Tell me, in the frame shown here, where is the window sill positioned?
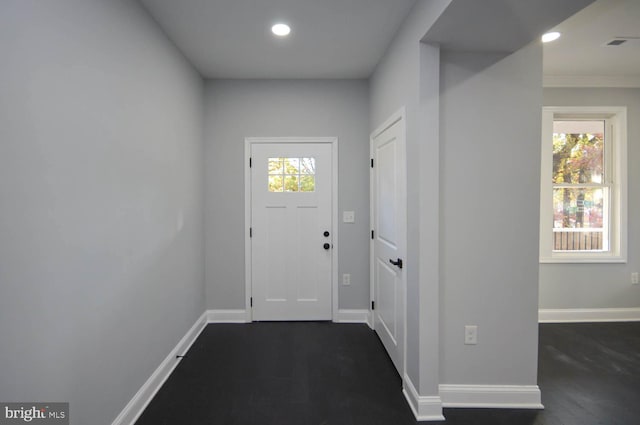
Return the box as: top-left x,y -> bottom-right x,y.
540,255 -> 627,264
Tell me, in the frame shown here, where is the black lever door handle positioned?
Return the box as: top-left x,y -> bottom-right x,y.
389,258 -> 403,269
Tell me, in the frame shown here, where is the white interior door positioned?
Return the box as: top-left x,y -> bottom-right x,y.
251,142 -> 333,321
371,112 -> 406,374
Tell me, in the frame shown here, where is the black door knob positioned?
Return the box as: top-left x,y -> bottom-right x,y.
323,231 -> 330,237
389,258 -> 403,269
323,243 -> 331,250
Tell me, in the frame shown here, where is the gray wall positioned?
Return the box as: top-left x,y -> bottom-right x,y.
371,0 -> 544,391
439,43 -> 542,385
370,0 -> 594,397
370,0 -> 452,395
540,88 -> 640,309
0,1 -> 205,424
204,79 -> 370,310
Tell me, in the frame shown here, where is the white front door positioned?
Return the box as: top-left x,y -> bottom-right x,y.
250,141 -> 333,321
371,111 -> 406,374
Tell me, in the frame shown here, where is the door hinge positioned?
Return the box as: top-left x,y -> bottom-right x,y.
371,300 -> 375,310
250,297 -> 253,307
249,157 -> 252,168
250,227 -> 252,238
371,230 -> 374,240
371,158 -> 374,168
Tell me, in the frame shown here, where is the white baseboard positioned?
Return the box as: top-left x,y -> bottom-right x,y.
402,374 -> 444,421
207,309 -> 250,323
335,309 -> 372,328
207,309 -> 377,325
539,307 -> 640,323
111,311 -> 208,425
439,384 -> 543,409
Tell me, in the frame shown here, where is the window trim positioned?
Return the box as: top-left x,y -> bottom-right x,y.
540,106 -> 627,263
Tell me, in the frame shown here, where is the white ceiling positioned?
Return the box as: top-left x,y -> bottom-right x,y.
139,0 -> 417,79
141,0 -> 629,83
544,0 -> 640,83
424,0 -> 594,53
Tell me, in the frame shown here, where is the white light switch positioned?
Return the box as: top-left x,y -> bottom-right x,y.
464,325 -> 478,345
343,211 -> 355,223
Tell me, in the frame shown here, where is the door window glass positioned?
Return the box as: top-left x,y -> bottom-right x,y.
268,157 -> 315,192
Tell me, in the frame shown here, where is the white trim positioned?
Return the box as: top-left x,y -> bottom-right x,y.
331,140 -> 339,323
207,309 -> 251,323
539,307 -> 640,323
402,374 -> 444,421
544,74 -> 640,88
335,309 -> 373,327
439,384 -> 543,409
111,312 -> 208,425
369,119 -> 375,333
244,140 -> 253,321
244,137 -> 339,323
540,255 -> 627,264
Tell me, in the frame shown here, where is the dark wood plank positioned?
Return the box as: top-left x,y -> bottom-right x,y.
135,322 -> 640,425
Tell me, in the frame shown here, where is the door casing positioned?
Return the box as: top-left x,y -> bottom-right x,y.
245,137 -> 339,322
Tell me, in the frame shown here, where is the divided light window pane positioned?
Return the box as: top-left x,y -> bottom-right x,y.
268,157 -> 316,192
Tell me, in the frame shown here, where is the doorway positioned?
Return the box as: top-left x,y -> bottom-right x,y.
246,138 -> 338,321
370,109 -> 407,374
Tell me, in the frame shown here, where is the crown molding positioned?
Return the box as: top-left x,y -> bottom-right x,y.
544,74 -> 640,88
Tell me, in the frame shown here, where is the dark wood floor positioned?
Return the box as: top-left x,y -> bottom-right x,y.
135,322 -> 640,425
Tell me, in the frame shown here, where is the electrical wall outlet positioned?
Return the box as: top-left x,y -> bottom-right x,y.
342,273 -> 351,286
464,325 -> 478,345
632,272 -> 639,285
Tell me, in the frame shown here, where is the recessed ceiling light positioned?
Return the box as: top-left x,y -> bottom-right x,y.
271,23 -> 291,37
541,32 -> 561,43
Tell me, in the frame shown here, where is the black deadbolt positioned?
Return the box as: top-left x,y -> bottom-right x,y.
323,243 -> 331,250
323,231 -> 330,237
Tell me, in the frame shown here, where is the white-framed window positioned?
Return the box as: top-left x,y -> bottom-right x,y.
540,106 -> 627,263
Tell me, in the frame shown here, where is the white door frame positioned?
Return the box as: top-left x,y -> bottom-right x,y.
245,137 -> 339,322
369,107 -> 407,378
